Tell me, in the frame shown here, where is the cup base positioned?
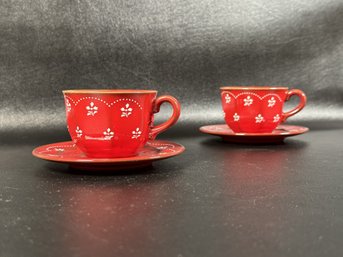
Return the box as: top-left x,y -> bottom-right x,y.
75,141 -> 142,159
226,122 -> 277,134
83,151 -> 138,159
230,128 -> 275,134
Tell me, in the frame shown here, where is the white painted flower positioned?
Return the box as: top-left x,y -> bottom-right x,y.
225,94 -> 231,103
243,96 -> 253,106
132,128 -> 142,139
233,113 -> 240,121
86,102 -> 98,116
103,128 -> 114,140
55,148 -> 64,152
273,114 -> 280,123
255,114 -> 264,123
75,126 -> 82,137
65,99 -> 71,112
268,97 -> 276,107
121,103 -> 133,117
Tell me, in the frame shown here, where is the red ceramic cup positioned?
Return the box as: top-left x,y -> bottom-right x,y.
63,89 -> 181,158
221,86 -> 306,133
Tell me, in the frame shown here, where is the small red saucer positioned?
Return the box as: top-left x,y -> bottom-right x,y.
199,124 -> 309,144
32,140 -> 185,171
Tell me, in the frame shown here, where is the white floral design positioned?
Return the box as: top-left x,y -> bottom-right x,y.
75,126 -> 82,137
273,114 -> 280,123
86,102 -> 98,116
233,113 -> 240,121
65,99 -> 71,112
225,94 -> 231,103
121,103 -> 133,117
132,128 -> 142,139
243,96 -> 253,106
103,128 -> 114,140
55,148 -> 64,152
255,114 -> 264,123
268,97 -> 276,107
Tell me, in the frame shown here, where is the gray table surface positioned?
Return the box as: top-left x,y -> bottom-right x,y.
1,122 -> 343,257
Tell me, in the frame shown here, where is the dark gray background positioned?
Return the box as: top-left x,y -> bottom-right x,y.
1,1 -> 343,257
1,0 -> 343,133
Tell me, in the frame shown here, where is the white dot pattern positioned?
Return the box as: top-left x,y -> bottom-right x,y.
224,92 -> 283,102
46,145 -> 75,151
109,98 -> 143,110
146,142 -> 176,153
39,142 -> 177,156
65,97 -> 143,110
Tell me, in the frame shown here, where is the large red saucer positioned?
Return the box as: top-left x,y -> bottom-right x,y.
32,140 -> 185,171
199,124 -> 309,144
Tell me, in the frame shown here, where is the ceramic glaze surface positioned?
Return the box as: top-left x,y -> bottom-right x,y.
32,140 -> 185,171
63,90 -> 180,158
221,87 -> 306,133
200,124 -> 309,144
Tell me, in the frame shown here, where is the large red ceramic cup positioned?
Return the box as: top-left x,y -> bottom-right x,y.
221,86 -> 306,133
63,89 -> 181,158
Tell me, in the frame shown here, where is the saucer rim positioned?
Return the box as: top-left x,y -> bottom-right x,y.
32,140 -> 185,164
199,124 -> 309,137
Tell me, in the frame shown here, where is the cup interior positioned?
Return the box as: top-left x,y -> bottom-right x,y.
63,89 -> 157,94
220,86 -> 288,91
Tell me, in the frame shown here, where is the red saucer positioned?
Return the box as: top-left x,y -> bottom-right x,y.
32,140 -> 185,171
199,124 -> 309,144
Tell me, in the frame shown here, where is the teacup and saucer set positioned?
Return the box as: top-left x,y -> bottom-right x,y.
33,86 -> 309,171
200,86 -> 309,143
32,90 -> 185,171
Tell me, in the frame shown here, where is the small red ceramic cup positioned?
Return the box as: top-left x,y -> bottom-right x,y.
63,89 -> 181,158
221,86 -> 306,133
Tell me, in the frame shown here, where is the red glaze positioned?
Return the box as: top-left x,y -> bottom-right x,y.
32,140 -> 185,171
200,124 -> 309,144
63,90 -> 181,158
220,86 -> 306,133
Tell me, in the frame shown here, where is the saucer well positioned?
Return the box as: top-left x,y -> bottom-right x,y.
32,140 -> 185,171
199,124 -> 309,144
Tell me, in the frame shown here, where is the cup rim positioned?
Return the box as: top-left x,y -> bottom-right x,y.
220,86 -> 288,90
63,89 -> 157,94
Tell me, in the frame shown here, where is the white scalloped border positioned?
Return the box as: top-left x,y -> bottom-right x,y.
64,96 -> 143,110
225,92 -> 283,102
46,145 -> 76,152
39,142 -> 177,156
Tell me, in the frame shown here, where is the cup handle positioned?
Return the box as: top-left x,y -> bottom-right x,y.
281,89 -> 307,122
149,95 -> 181,139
